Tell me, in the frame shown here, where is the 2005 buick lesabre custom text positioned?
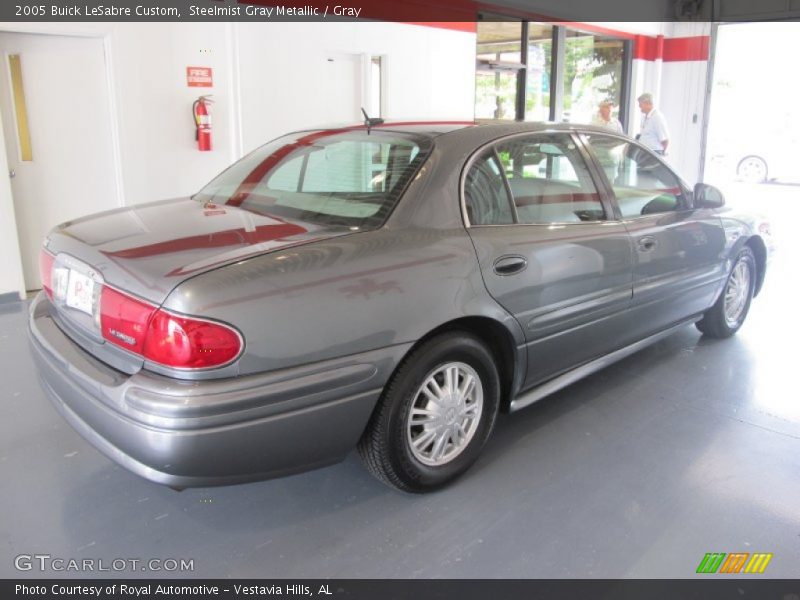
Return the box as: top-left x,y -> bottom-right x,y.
29,122 -> 772,492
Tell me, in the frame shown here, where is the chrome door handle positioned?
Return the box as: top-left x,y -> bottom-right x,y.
637,236 -> 657,252
493,255 -> 528,276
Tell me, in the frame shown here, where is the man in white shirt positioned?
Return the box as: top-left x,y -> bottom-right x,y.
592,100 -> 624,135
637,92 -> 670,155
590,101 -> 625,182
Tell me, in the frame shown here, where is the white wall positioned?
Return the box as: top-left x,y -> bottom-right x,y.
236,22 -> 476,153
657,22 -> 712,183
660,57 -> 708,183
108,20 -> 476,197
109,22 -> 237,204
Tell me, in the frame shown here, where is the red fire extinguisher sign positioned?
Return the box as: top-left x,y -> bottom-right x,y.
187,66 -> 213,87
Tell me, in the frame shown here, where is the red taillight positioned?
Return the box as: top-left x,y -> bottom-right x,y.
143,310 -> 242,369
99,285 -> 241,369
100,286 -> 155,354
39,249 -> 55,300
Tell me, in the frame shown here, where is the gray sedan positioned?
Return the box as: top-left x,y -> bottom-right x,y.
29,121 -> 772,492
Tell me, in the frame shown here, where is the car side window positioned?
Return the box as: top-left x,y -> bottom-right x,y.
464,152 -> 515,226
495,134 -> 606,224
586,134 -> 688,218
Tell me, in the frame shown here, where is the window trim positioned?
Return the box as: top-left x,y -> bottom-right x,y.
492,147 -> 520,223
461,148 -> 518,227
460,129 -> 612,228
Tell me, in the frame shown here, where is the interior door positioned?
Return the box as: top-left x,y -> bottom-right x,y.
464,132 -> 635,388
0,33 -> 118,290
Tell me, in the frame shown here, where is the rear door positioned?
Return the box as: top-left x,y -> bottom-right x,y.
464,131 -> 634,389
582,133 -> 727,336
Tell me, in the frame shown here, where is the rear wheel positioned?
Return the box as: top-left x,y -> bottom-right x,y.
696,246 -> 756,338
358,332 -> 500,492
737,155 -> 768,183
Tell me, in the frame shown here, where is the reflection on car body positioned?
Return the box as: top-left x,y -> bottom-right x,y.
29,121 -> 773,492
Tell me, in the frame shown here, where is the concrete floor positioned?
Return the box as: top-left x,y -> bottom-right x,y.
1,182 -> 798,579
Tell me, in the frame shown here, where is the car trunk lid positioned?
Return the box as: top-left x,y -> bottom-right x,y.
41,197 -> 351,373
45,197 -> 350,303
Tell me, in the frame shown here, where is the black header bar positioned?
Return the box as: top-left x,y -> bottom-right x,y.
2,0 -> 797,23
4,579 -> 800,600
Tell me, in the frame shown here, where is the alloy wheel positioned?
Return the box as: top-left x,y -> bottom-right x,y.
724,260 -> 751,327
406,362 -> 484,467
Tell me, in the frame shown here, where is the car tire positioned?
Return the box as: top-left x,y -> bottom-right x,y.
736,155 -> 768,183
357,331 -> 501,493
696,246 -> 756,338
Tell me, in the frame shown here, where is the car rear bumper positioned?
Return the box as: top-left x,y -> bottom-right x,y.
28,293 -> 409,487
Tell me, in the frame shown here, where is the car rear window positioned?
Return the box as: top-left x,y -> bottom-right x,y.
194,130 -> 432,229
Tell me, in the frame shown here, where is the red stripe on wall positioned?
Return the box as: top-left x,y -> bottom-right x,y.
634,35 -> 709,62
663,36 -> 710,62
633,34 -> 663,61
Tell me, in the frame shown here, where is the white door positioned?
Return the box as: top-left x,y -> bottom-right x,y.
325,53 -> 362,124
0,32 -> 118,291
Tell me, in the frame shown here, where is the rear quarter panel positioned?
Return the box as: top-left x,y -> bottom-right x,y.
162,227 -> 524,378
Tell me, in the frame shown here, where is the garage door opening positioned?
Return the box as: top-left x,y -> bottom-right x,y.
704,23 -> 800,187
703,21 -> 800,363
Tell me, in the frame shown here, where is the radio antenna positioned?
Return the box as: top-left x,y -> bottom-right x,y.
361,108 -> 384,134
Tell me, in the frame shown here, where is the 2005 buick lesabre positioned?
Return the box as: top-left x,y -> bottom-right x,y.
29,121 -> 772,492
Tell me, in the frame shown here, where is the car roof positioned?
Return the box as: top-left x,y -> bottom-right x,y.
289,120 -> 475,138
290,120 -> 627,142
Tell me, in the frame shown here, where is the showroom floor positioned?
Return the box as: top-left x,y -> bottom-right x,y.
1,183 -> 798,579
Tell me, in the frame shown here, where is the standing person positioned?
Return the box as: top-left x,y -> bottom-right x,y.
592,100 -> 624,134
637,92 -> 670,155
591,100 -> 624,183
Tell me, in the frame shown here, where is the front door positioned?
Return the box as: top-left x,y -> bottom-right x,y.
583,133 -> 727,335
464,131 -> 635,388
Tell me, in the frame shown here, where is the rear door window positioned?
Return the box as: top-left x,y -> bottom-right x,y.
495,133 -> 606,224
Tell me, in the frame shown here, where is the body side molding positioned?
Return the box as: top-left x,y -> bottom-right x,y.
510,316 -> 702,412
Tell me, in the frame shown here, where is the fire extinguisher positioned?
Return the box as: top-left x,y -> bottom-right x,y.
193,95 -> 213,151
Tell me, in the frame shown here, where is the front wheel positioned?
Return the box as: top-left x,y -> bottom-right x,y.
358,332 -> 500,492
696,246 -> 756,338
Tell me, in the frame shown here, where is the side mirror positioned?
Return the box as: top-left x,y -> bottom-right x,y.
693,183 -> 725,209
